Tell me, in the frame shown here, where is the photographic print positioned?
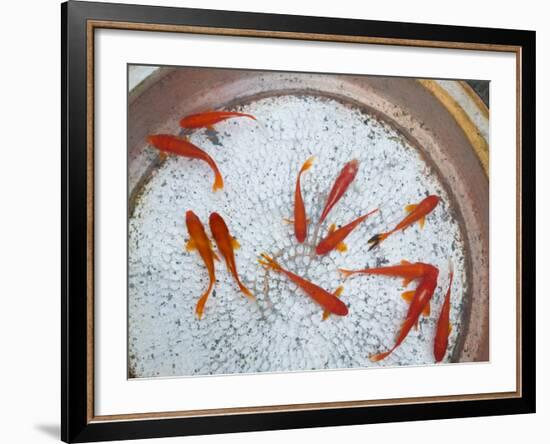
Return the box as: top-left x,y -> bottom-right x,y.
127,65 -> 489,379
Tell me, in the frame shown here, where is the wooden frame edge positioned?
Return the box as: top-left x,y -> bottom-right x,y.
85,18 -> 522,423
62,3 -> 534,441
88,19 -> 521,53
91,391 -> 520,423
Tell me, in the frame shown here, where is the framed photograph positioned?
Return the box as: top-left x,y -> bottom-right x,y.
62,1 -> 535,442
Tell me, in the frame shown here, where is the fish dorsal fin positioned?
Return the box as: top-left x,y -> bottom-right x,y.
448,323 -> 453,334
336,242 -> 348,253
418,216 -> 426,230
400,259 -> 411,265
185,239 -> 196,252
422,302 -> 431,317
328,223 -> 337,234
231,237 -> 241,250
414,320 -> 419,330
401,290 -> 415,303
405,204 -> 417,213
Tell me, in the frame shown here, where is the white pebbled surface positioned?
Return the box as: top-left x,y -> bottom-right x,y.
128,94 -> 468,378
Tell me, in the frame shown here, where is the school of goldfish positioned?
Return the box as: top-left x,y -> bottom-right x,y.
146,109 -> 457,364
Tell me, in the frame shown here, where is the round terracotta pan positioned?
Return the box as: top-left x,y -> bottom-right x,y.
128,67 -> 489,363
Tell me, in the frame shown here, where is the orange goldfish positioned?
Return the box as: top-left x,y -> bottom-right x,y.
370,265 -> 439,362
179,111 -> 256,130
293,156 -> 315,243
339,260 -> 434,288
209,212 -> 255,300
315,209 -> 378,255
368,195 -> 440,250
318,159 -> 359,225
185,210 -> 219,319
147,134 -> 224,192
258,254 -> 348,316
434,265 -> 454,362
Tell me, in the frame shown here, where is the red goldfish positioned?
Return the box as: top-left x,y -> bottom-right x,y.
185,211 -> 219,320
434,265 -> 454,362
147,134 -> 224,192
258,253 -> 348,316
368,195 -> 440,250
315,209 -> 378,255
209,212 -> 255,300
179,110 -> 256,130
370,265 -> 439,362
318,159 -> 359,225
293,156 -> 315,243
340,260 -> 434,288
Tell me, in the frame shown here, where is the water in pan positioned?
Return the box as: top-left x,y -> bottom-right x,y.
128,94 -> 468,378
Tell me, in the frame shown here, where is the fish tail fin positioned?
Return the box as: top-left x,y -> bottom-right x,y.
363,208 -> 380,220
258,253 -> 282,272
338,269 -> 355,280
299,156 -> 315,174
195,293 -> 208,320
195,298 -> 205,320
233,112 -> 257,121
367,232 -> 389,251
212,170 -> 224,192
238,282 -> 256,301
369,349 -> 394,362
195,280 -> 214,320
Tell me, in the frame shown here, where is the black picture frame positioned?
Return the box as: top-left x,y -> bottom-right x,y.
62,1 -> 536,442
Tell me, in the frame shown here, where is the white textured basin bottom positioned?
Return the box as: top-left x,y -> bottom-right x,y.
128,94 -> 468,378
